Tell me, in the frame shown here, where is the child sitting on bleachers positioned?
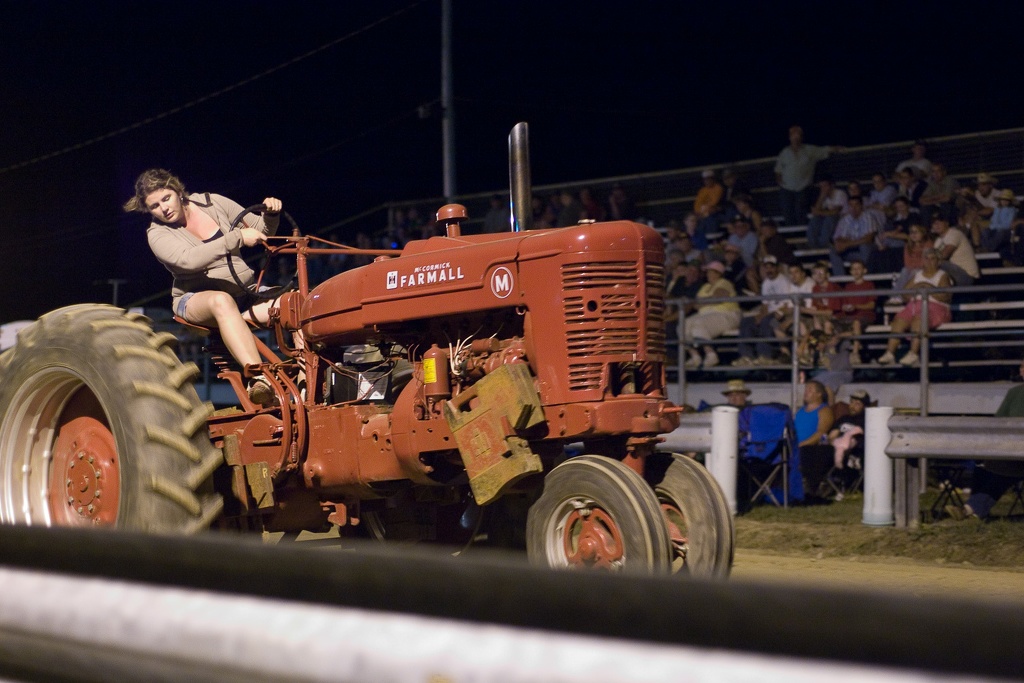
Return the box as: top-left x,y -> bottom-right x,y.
836,260 -> 877,365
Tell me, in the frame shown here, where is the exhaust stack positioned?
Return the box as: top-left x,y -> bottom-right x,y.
508,122 -> 532,232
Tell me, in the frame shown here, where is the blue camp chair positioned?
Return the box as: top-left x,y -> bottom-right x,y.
738,402 -> 803,507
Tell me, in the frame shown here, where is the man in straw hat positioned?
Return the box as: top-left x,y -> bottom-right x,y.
977,188 -> 1018,254
957,172 -> 999,222
722,379 -> 752,408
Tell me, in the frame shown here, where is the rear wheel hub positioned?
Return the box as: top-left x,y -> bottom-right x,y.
49,416 -> 119,525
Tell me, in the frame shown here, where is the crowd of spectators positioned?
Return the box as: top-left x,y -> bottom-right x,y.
660,127 -> 1024,370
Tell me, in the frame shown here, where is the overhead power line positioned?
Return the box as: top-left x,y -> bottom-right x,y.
0,0 -> 426,176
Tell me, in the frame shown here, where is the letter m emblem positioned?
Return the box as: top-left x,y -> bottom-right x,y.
490,266 -> 514,299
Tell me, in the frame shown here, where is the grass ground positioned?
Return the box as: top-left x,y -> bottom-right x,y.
735,489 -> 1024,569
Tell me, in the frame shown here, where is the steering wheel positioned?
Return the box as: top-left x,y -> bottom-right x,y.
226,203 -> 300,301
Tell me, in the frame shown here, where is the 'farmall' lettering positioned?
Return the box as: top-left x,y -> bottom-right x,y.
385,264 -> 465,290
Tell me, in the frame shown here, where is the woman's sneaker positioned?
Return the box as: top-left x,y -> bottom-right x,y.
899,351 -> 919,366
877,351 -> 897,365
247,375 -> 275,406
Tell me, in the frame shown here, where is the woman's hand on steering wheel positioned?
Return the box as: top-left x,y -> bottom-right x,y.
262,197 -> 283,215
239,227 -> 268,248
227,201 -> 298,300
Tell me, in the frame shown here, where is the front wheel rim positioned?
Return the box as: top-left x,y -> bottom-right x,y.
552,499 -> 626,570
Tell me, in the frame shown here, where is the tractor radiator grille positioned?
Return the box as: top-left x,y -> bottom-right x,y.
562,260 -> 666,391
645,262 -> 666,352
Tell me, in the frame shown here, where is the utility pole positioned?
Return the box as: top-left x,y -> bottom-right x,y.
441,0 -> 456,201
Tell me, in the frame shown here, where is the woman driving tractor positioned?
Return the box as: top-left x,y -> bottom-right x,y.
123,168 -> 282,405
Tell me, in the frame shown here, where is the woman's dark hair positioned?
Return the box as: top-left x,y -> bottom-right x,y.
123,168 -> 187,213
806,380 -> 828,403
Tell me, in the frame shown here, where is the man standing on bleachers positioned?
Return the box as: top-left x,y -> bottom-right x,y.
918,162 -> 960,224
774,126 -> 840,227
895,140 -> 932,180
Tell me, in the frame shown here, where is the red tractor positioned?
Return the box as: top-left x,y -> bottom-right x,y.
0,125 -> 732,577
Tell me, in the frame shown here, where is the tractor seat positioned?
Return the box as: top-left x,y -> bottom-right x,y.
173,316 -> 263,335
174,316 -> 213,335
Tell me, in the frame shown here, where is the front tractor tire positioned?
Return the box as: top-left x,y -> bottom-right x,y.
526,455 -> 671,574
0,305 -> 223,533
648,452 -> 734,578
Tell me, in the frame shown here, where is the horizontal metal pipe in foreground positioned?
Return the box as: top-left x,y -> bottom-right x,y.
2,565 -> 976,683
887,415 -> 1024,460
0,526 -> 1021,681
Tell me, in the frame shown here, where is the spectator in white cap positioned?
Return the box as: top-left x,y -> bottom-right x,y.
681,260 -> 740,370
828,389 -> 869,471
732,255 -> 793,366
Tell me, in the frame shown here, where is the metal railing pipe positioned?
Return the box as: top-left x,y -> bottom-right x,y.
885,414 -> 1024,528
657,411 -> 713,453
886,415 -> 1024,460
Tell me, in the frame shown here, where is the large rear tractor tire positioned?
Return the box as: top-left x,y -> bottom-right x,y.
648,453 -> 734,579
0,305 -> 224,533
526,455 -> 671,574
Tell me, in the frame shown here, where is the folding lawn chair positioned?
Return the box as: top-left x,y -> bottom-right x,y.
738,402 -> 802,508
823,452 -> 864,501
930,460 -> 972,520
1007,480 -> 1024,516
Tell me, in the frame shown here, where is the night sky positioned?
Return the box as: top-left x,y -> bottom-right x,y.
2,1 -> 1022,320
